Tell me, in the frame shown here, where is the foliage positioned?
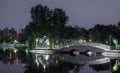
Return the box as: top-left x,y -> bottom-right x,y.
25,4 -> 68,39
89,28 -> 101,43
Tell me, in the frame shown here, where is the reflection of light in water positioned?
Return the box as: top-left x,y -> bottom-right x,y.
42,55 -> 49,70
87,51 -> 96,57
35,54 -> 49,70
35,54 -> 39,66
56,60 -> 58,64
113,60 -> 120,71
10,51 -> 12,60
43,64 -> 46,69
16,56 -> 21,64
43,55 -> 49,60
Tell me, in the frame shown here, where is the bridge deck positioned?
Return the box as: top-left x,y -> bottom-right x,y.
0,44 -> 28,49
30,49 -> 55,54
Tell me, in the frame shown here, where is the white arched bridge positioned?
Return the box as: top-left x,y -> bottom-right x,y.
0,44 -> 28,49
32,40 -> 120,58
31,41 -> 120,65
35,40 -> 116,51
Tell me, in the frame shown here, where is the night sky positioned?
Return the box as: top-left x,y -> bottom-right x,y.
0,0 -> 120,29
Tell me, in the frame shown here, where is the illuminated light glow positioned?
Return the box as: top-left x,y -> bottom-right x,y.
89,39 -> 92,42
113,60 -> 120,71
113,39 -> 118,44
36,38 -> 39,42
25,49 -> 29,53
83,40 -> 86,42
43,36 -> 46,38
87,51 -> 96,57
46,39 -> 49,46
113,64 -> 118,71
113,39 -> 119,49
14,49 -> 18,53
13,40 -> 19,44
79,39 -> 83,42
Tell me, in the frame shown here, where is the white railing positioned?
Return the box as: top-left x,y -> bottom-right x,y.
35,40 -> 113,51
59,41 -> 112,51
0,44 -> 29,49
77,42 -> 111,51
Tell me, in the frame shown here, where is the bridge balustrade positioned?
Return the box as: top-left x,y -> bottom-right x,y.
56,41 -> 112,51
0,44 -> 29,49
35,39 -> 113,50
78,42 -> 111,51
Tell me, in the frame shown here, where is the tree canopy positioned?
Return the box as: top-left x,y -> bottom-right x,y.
25,4 -> 68,39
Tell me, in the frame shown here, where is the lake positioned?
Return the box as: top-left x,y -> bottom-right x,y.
0,49 -> 119,73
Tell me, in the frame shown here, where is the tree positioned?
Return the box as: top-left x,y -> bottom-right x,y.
25,4 -> 68,49
89,28 -> 101,43
17,32 -> 28,43
25,4 -> 50,37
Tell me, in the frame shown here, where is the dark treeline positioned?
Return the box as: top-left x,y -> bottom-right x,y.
0,4 -> 120,48
0,27 -> 28,43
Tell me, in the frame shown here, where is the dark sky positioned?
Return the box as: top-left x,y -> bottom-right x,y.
0,0 -> 120,29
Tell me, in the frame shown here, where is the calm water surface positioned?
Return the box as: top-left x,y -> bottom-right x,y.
0,49 -> 119,73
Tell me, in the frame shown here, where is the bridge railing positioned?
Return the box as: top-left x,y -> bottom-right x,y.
77,42 -> 112,51
0,44 -> 29,49
60,41 -> 112,51
35,39 -> 113,50
80,42 -> 111,51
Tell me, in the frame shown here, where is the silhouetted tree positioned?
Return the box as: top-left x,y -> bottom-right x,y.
25,4 -> 68,49
89,28 -> 101,43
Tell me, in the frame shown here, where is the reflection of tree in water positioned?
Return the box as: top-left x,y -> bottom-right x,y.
73,65 -> 82,73
0,49 -> 29,64
89,63 -> 110,72
17,50 -> 28,63
25,54 -> 83,73
0,49 -> 10,64
25,63 -> 44,73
